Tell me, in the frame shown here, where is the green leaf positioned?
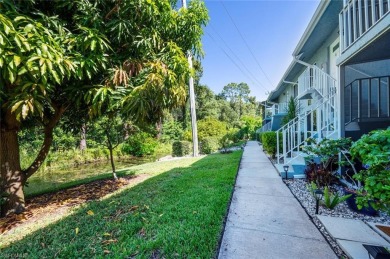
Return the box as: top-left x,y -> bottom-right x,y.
51,70 -> 61,84
91,40 -> 96,51
14,55 -> 21,67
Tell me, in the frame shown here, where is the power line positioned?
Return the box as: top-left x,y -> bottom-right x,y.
205,31 -> 270,94
208,23 -> 267,91
220,0 -> 274,89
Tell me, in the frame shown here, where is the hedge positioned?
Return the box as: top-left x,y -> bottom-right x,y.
200,137 -> 220,154
261,131 -> 282,158
172,141 -> 192,157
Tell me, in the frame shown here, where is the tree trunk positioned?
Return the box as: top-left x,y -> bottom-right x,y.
0,127 -> 25,217
0,109 -> 25,216
1,105 -> 64,217
79,124 -> 87,150
106,131 -> 118,180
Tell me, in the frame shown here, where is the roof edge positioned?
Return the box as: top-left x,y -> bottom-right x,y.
266,60 -> 296,102
292,0 -> 331,57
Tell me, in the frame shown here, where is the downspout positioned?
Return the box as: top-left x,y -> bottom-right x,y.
293,56 -> 312,68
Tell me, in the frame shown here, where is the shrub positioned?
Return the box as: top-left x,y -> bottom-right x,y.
197,118 -> 227,140
122,132 -> 158,157
172,141 -> 192,157
161,120 -> 184,142
261,131 -> 280,158
257,132 -> 263,143
304,162 -> 338,187
351,129 -> 390,212
200,137 -> 220,154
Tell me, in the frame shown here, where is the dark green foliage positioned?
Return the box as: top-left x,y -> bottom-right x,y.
307,182 -> 351,210
261,131 -> 280,158
351,129 -> 390,212
282,96 -> 297,125
172,141 -> 192,157
257,132 -> 263,143
200,137 -> 219,154
304,162 -> 338,187
161,120 -> 184,143
322,186 -> 352,210
302,137 -> 357,187
122,132 -> 158,157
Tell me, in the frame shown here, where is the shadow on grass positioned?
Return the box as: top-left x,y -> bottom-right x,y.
1,151 -> 242,258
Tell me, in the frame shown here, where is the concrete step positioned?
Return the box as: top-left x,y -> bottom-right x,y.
275,164 -> 306,179
317,216 -> 390,259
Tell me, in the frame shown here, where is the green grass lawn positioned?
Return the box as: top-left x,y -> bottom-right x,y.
1,151 -> 242,258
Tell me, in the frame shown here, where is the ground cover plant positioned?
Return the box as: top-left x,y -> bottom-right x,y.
1,151 -> 242,258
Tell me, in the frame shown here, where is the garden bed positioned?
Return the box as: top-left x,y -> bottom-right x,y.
284,179 -> 390,257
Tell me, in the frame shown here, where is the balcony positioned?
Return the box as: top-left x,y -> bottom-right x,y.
267,102 -> 288,116
297,66 -> 336,99
339,0 -> 390,52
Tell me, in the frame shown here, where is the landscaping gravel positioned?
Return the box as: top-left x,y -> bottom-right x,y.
284,179 -> 390,258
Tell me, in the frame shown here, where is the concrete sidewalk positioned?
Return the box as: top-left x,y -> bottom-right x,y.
218,141 -> 336,259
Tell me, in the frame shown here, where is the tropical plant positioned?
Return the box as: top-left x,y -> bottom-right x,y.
302,137 -> 359,187
350,129 -> 390,212
322,186 -> 351,210
0,0 -> 209,216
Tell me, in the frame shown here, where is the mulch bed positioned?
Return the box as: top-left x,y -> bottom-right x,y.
0,174 -> 149,235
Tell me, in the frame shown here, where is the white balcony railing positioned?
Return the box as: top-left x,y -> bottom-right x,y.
271,102 -> 288,115
339,0 -> 390,52
297,66 -> 337,98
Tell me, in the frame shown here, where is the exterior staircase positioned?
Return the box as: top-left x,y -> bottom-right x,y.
275,65 -> 338,178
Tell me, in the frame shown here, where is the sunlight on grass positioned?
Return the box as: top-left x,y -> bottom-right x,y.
1,151 -> 242,258
0,155 -> 206,248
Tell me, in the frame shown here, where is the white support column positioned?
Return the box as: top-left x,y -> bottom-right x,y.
343,10 -> 348,49
340,13 -> 344,51
353,0 -> 357,41
277,131 -> 280,163
379,0 -> 384,16
358,0 -> 363,36
348,5 -> 352,46
372,0 -> 377,23
282,130 -> 287,163
365,0 -> 370,30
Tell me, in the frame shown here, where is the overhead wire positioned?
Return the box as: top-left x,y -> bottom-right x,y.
208,23 -> 267,91
219,0 -> 274,90
205,31 -> 271,94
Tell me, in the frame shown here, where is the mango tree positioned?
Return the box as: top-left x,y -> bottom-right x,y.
0,0 -> 208,216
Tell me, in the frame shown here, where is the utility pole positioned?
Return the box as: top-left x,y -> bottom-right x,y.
182,0 -> 199,157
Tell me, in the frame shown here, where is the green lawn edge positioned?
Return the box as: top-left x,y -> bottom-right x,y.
1,151 -> 243,258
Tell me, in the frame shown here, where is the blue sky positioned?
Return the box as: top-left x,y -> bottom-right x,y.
199,0 -> 320,101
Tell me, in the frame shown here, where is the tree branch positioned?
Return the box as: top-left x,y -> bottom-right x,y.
24,105 -> 66,179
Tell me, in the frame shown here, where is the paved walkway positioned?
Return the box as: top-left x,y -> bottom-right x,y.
218,141 -> 336,259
